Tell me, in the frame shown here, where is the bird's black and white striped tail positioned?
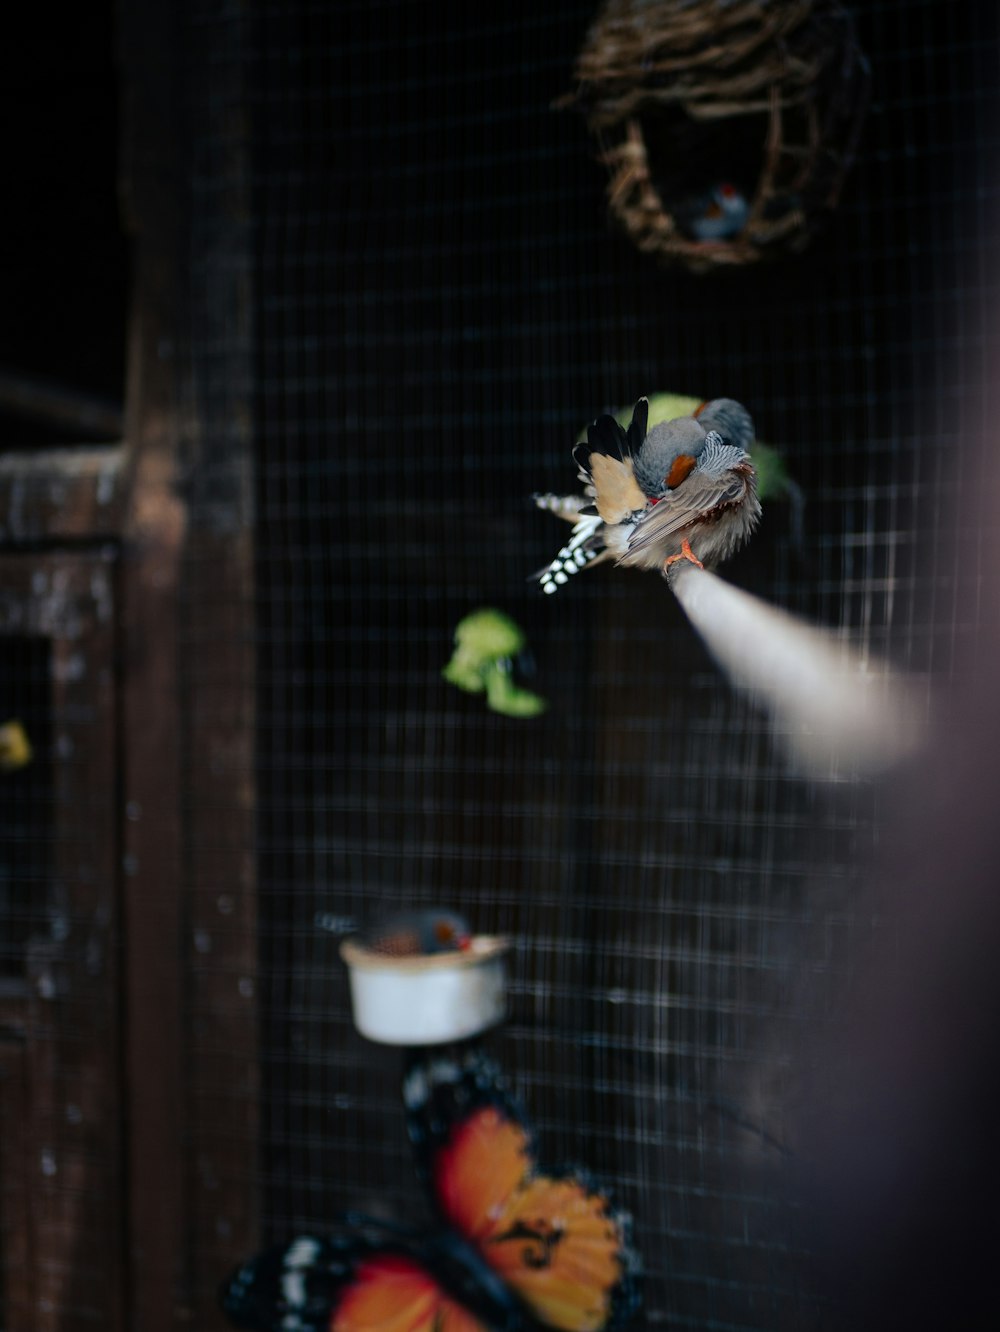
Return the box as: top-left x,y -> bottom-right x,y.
535,513 -> 604,595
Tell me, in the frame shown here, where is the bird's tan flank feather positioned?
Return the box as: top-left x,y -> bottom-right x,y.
589,453 -> 647,525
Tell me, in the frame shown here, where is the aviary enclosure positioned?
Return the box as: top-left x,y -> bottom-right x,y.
0,2 -> 998,1329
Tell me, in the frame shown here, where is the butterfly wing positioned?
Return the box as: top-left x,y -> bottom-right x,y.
436,1110 -> 632,1332
332,1252 -> 491,1332
221,1234 -> 494,1332
404,1048 -> 640,1332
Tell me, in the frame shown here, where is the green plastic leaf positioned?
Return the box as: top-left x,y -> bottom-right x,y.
483,666 -> 547,718
443,608 -> 547,717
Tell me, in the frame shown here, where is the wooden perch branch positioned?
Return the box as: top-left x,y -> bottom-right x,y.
670,562 -> 927,777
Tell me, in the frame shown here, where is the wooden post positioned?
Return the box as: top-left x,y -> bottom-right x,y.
118,0 -> 258,1324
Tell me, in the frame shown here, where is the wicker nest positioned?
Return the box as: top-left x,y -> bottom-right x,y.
562,0 -> 870,272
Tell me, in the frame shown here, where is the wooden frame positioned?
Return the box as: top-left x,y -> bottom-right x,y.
0,0 -> 259,1325
0,550 -> 123,1332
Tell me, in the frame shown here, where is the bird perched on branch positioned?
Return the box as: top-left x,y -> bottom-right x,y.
533,397 -> 760,594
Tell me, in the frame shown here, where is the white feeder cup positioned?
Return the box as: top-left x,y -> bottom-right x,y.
340,935 -> 511,1046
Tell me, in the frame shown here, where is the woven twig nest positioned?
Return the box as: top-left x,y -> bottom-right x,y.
562,0 -> 870,272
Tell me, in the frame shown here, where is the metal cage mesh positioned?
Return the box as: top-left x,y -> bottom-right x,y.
179,0 -> 1000,1326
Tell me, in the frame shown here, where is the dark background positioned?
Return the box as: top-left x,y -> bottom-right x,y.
246,2 -> 999,1328
1,1 -> 998,1328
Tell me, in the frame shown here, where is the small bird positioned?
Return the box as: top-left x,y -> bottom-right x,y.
533,397 -> 760,594
362,909 -> 472,958
674,182 -> 750,241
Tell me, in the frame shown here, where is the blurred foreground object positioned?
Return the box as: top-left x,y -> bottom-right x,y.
560,0 -> 869,271
671,562 -> 926,777
223,1045 -> 640,1331
534,396 -> 759,593
789,398 -> 1000,1325
443,608 -> 547,717
0,718 -> 32,770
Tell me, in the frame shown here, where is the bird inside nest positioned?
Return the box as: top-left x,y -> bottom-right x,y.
672,181 -> 750,241
533,396 -> 761,594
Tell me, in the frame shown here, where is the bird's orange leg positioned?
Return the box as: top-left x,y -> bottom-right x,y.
663,539 -> 704,571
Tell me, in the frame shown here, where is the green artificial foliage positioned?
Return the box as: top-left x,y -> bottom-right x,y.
443,609 -> 547,718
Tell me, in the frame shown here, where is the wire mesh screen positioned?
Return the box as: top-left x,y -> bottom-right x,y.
188,0 -> 1000,1326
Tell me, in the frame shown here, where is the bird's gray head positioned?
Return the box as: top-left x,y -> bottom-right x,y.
694,398 -> 755,452
633,417 -> 711,496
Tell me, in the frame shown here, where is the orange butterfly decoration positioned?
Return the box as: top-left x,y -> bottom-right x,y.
222,1046 -> 640,1332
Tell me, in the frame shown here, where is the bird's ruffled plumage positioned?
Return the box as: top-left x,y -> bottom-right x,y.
534,396 -> 760,593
